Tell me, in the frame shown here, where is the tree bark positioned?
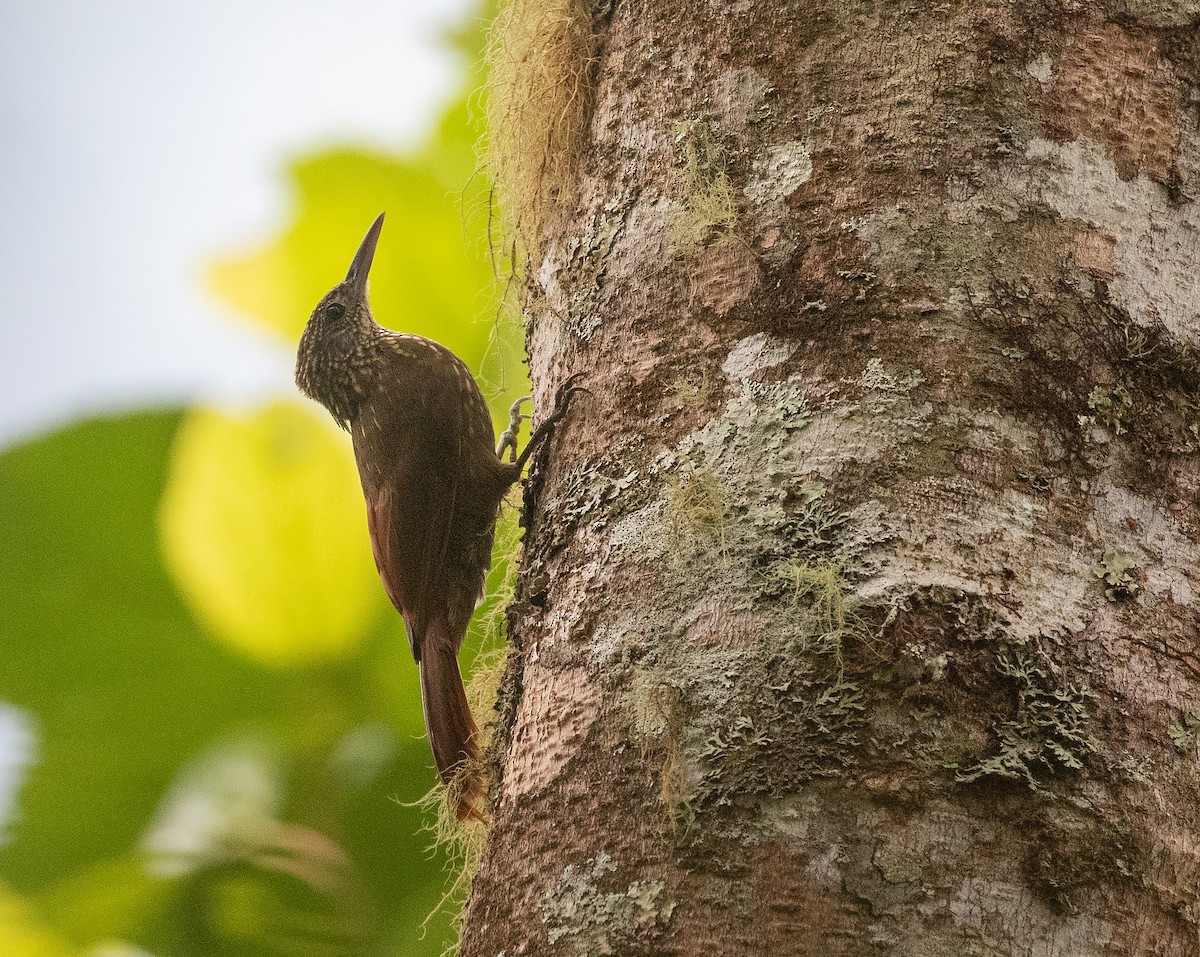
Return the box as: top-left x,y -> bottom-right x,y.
464,2 -> 1200,954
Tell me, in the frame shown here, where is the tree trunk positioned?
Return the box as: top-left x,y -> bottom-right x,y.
463,2 -> 1200,954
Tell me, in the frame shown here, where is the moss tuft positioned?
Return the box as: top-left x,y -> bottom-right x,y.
670,123 -> 739,253
767,560 -> 857,652
411,782 -> 491,951
626,668 -> 688,812
665,467 -> 730,558
483,0 -> 598,258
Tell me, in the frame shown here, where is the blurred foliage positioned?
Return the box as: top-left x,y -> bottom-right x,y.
159,404 -> 381,667
209,7 -> 523,408
0,880 -> 70,957
0,3 -> 521,955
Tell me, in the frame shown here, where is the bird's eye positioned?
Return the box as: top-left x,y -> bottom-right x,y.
324,302 -> 346,321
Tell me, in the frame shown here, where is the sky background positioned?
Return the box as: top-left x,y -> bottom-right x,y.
0,0 -> 474,449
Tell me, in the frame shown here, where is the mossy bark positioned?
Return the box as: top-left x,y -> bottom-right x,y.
462,2 -> 1200,954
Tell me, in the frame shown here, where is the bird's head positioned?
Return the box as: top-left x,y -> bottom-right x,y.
295,212 -> 386,420
307,211 -> 384,338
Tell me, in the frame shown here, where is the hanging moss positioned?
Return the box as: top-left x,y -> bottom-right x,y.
483,0 -> 599,257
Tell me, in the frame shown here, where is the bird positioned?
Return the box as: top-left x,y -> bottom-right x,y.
295,212 -> 580,820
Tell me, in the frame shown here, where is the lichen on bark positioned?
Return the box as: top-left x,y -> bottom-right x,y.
462,2 -> 1200,954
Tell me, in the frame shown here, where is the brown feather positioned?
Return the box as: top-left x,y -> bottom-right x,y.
296,218 -> 575,820
350,337 -> 506,819
419,624 -> 485,820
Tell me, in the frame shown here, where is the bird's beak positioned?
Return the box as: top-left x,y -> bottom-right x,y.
345,212 -> 385,298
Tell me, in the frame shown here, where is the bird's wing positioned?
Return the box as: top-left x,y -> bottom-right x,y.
356,388 -> 462,663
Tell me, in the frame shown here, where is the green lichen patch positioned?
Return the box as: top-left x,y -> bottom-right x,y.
555,202 -> 626,342
668,379 -> 813,477
586,380 -> 903,835
667,369 -> 723,411
861,589 -> 1105,795
950,647 -> 1094,791
672,534 -> 872,815
692,657 -> 865,810
1092,548 -> 1142,602
1167,709 -> 1199,755
646,378 -> 822,574
761,493 -> 851,562
744,139 -> 813,209
748,490 -> 878,658
538,458 -> 644,555
859,357 -> 926,397
636,382 -> 883,816
1084,384 -> 1134,436
541,853 -> 675,955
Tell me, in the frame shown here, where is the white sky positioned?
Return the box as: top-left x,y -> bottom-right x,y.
0,0 -> 475,448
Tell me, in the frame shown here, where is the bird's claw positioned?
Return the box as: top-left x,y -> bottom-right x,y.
556,372 -> 590,405
496,395 -> 532,461
544,373 -> 591,426
500,373 -> 590,473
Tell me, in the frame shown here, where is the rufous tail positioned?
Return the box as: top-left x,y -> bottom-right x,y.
418,630 -> 485,822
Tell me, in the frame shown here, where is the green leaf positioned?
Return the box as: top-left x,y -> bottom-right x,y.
38,856 -> 174,947
0,411 -> 285,894
0,411 -> 458,955
206,150 -> 515,383
0,882 -> 71,957
159,402 -> 384,667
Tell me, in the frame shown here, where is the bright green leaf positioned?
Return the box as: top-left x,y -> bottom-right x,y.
159,402 -> 383,667
0,883 -> 71,957
206,151 -> 512,379
38,856 -> 173,948
0,411 -> 286,892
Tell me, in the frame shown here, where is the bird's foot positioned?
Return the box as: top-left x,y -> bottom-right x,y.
509,373 -> 590,474
496,395 -> 532,462
541,372 -> 590,430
